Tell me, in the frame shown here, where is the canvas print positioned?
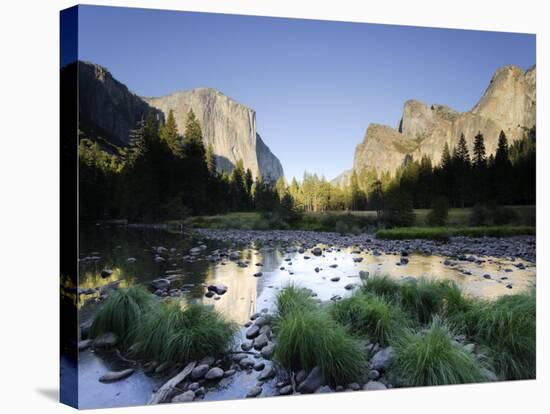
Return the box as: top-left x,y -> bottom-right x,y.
60,5 -> 536,409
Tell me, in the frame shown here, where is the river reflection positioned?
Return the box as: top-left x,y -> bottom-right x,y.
79,226 -> 536,325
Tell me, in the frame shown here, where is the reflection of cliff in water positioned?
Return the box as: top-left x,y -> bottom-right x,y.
201,248 -> 282,324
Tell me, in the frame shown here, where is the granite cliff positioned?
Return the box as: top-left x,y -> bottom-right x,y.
144,88 -> 284,180
77,61 -> 283,180
351,65 -> 536,177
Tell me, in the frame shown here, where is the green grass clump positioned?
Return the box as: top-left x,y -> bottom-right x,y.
394,318 -> 488,387
330,294 -> 406,346
274,310 -> 367,385
463,292 -> 535,380
274,284 -> 317,320
400,279 -> 470,324
90,285 -> 154,345
132,301 -> 236,363
360,275 -> 402,300
376,226 -> 535,241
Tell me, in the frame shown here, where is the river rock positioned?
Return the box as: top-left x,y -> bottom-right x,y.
258,366 -> 276,381
253,362 -> 265,371
368,369 -> 380,380
229,251 -> 240,261
261,343 -> 275,359
330,276 -> 340,282
93,332 -> 118,348
224,369 -> 236,377
246,324 -> 261,339
189,247 -> 202,255
239,358 -> 255,369
151,278 -> 170,290
191,364 -> 210,380
207,284 -> 228,295
246,386 -> 262,398
241,341 -> 253,351
297,366 -> 325,394
172,390 -> 195,403
205,367 -> 224,380
99,368 -> 134,383
370,347 -> 394,371
254,272 -> 263,277
100,269 -> 113,278
363,381 -> 387,391
279,385 -> 293,395
78,339 -> 92,351
253,333 -> 270,350
312,247 -> 323,256
353,257 -> 363,263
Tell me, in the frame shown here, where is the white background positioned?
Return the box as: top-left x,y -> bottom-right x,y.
0,0 -> 547,412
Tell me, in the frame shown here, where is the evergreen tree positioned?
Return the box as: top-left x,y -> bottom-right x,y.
452,134 -> 471,207
493,130 -> 513,204
244,168 -> 254,198
182,109 -> 208,213
159,109 -> 181,156
472,132 -> 488,202
205,143 -> 217,175
472,132 -> 487,168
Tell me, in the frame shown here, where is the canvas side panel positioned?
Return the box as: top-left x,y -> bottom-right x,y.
60,5 -> 79,409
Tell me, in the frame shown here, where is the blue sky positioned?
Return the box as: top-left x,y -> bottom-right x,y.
77,5 -> 535,181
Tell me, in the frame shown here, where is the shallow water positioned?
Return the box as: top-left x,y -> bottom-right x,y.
77,226 -> 536,408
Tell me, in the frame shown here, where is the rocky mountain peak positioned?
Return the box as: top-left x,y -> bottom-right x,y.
76,60 -> 283,181
349,64 -> 536,178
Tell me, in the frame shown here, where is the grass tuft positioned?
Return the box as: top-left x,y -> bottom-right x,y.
274,310 -> 367,385
394,317 -> 488,387
274,284 -> 317,320
330,293 -> 406,346
462,292 -> 536,380
399,279 -> 470,324
90,285 -> 154,345
131,301 -> 236,363
360,275 -> 402,300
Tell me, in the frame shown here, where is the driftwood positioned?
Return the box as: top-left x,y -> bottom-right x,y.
148,361 -> 196,404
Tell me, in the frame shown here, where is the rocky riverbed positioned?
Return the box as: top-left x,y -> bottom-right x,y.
193,228 -> 536,263
77,226 -> 536,408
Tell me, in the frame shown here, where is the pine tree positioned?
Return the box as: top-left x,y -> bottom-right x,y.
244,168 -> 254,198
473,132 -> 486,168
441,142 -> 452,169
472,132 -> 488,202
182,109 -> 208,213
159,109 -> 181,155
453,133 -> 471,165
205,143 -> 216,175
493,130 -> 513,204
451,134 -> 471,208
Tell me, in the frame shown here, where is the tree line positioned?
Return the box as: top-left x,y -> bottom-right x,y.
80,110 -> 535,223
276,127 -> 535,214
79,110 -> 286,222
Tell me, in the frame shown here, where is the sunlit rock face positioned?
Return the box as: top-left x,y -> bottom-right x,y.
145,88 -> 284,181
77,61 -> 283,181
352,65 -> 536,175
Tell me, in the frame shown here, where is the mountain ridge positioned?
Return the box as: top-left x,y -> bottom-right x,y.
77,61 -> 283,181
348,64 -> 536,180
